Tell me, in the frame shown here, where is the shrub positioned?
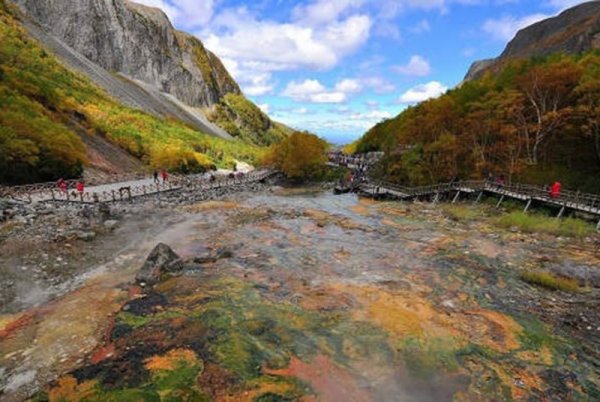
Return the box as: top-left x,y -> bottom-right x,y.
520,270 -> 579,292
441,205 -> 482,221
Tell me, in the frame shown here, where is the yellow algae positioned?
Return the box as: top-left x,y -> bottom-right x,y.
516,346 -> 554,366
349,199 -> 376,216
461,310 -> 523,352
220,378 -> 299,402
180,201 -> 240,213
145,348 -> 199,372
344,285 -> 458,341
303,209 -> 368,231
48,376 -> 98,402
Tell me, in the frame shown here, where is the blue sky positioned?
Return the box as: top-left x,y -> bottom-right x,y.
135,0 -> 590,144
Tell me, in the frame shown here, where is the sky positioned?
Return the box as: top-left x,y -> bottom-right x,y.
134,0 -> 592,144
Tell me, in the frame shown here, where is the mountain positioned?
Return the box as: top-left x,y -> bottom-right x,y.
0,0 -> 281,184
465,1 -> 600,80
354,3 -> 600,191
0,0 -> 288,184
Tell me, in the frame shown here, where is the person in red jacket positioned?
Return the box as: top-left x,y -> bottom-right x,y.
76,180 -> 85,194
57,178 -> 67,194
161,170 -> 169,183
550,181 -> 561,199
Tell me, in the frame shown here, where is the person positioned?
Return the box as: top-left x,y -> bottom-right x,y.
57,178 -> 67,194
161,170 -> 168,183
153,170 -> 159,184
496,175 -> 506,188
550,181 -> 561,199
76,180 -> 84,195
486,172 -> 494,183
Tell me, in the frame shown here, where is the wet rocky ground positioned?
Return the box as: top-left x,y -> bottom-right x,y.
1,187 -> 599,401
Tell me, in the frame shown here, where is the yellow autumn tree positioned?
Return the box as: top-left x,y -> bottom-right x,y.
264,131 -> 328,181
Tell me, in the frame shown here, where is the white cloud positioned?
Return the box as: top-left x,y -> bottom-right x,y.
392,55 -> 432,77
409,19 -> 431,34
334,79 -> 363,93
291,0 -> 366,26
203,11 -> 371,71
281,77 -> 369,104
398,81 -> 448,104
133,0 -> 214,28
257,103 -> 270,114
282,79 -> 347,104
482,13 -> 549,42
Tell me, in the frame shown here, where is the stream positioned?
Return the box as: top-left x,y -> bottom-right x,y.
1,188 -> 599,401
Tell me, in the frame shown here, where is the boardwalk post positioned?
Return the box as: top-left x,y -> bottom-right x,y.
452,191 -> 461,204
557,204 -> 566,219
112,190 -> 116,202
496,195 -> 505,209
51,189 -> 55,201
474,191 -> 483,204
597,218 -> 600,232
523,199 -> 532,213
432,192 -> 440,205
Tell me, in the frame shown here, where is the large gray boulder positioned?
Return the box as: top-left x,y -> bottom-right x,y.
136,243 -> 183,285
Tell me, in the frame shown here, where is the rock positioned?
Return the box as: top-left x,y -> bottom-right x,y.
193,254 -> 218,264
103,220 -> 119,230
76,231 -> 96,241
136,243 -> 183,285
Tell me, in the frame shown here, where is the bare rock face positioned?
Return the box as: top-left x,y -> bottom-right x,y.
136,243 -> 183,285
12,0 -> 240,108
465,1 -> 600,81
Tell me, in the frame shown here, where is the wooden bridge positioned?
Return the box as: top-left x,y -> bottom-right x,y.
356,180 -> 600,230
0,170 -> 278,204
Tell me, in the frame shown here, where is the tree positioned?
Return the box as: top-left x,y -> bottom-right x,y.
576,54 -> 600,164
514,59 -> 583,165
264,131 -> 328,181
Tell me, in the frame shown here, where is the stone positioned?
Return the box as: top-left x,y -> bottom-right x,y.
136,243 -> 183,285
103,220 -> 119,230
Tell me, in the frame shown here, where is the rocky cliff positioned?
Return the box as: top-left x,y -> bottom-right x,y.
465,1 -> 600,80
12,0 -> 240,109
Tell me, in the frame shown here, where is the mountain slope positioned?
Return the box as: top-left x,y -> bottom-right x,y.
10,0 -> 288,145
0,0 -> 262,184
354,2 -> 600,191
12,0 -> 240,108
465,1 -> 600,80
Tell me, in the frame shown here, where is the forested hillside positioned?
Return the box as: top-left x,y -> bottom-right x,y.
0,0 -> 263,184
356,53 -> 600,191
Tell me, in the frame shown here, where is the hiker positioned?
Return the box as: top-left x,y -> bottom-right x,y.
161,170 -> 168,183
550,181 -> 561,199
57,178 -> 67,194
153,170 -> 159,184
76,180 -> 84,195
496,175 -> 506,188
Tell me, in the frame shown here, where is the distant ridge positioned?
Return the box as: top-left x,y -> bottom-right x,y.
465,1 -> 600,80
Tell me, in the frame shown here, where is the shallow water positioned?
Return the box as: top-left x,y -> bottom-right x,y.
1,189 -> 599,401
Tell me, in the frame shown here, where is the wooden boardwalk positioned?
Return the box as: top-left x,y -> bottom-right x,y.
355,180 -> 600,228
1,170 -> 278,204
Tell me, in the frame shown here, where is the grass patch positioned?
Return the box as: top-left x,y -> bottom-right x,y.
441,204 -> 483,221
497,212 -> 595,238
520,270 -> 579,292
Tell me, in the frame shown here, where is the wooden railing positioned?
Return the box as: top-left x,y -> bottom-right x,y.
2,170 -> 278,204
363,179 -> 600,214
